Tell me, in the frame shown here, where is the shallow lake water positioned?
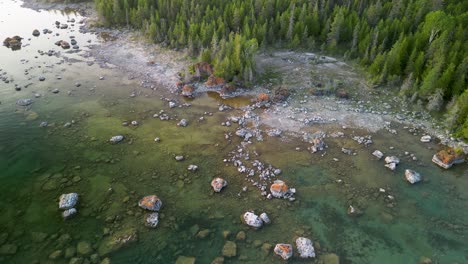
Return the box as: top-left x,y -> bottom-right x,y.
0,1 -> 467,264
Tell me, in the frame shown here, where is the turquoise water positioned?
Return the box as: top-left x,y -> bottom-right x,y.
0,1 -> 467,264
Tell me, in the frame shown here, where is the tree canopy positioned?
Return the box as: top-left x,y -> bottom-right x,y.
95,0 -> 468,139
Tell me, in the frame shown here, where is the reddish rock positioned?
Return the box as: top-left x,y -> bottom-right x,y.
274,244 -> 293,260
270,180 -> 289,198
176,81 -> 184,88
257,93 -> 269,102
181,85 -> 194,97
138,195 -> 162,211
432,148 -> 465,169
205,75 -> 226,87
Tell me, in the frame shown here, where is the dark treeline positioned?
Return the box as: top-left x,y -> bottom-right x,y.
94,0 -> 467,139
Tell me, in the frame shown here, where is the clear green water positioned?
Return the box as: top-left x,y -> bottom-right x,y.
0,1 -> 467,264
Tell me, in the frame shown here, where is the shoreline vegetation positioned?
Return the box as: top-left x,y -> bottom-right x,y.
91,0 -> 467,140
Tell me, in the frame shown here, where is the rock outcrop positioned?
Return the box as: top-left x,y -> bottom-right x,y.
432,148 -> 465,169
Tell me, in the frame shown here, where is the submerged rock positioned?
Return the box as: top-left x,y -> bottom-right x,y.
16,98 -> 33,106
211,177 -> 227,192
98,228 -> 137,256
59,193 -> 78,210
175,256 -> 196,264
274,244 -> 293,260
138,195 -> 162,211
405,169 -> 422,184
242,212 -> 263,228
222,241 -> 237,257
296,237 -> 315,258
109,135 -> 124,143
432,148 -> 465,169
145,212 -> 159,228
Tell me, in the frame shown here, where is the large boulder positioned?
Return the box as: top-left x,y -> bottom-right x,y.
242,212 -> 263,228
59,193 -> 79,210
138,195 -> 162,211
432,148 -> 465,169
274,244 -> 293,260
405,169 -> 422,184
270,180 -> 289,198
32,29 -> 40,36
296,237 -> 315,258
211,178 -> 227,192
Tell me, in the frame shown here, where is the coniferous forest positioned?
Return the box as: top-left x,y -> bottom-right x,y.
94,0 -> 468,139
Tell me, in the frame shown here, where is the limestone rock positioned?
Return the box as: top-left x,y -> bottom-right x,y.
296,237 -> 315,258
109,135 -> 124,143
63,208 -> 77,219
372,150 -> 383,159
59,193 -> 78,210
177,119 -> 188,127
405,169 -> 421,184
259,212 -> 270,224
242,212 -> 263,228
420,135 -> 431,143
145,212 -> 159,228
274,244 -> 293,260
211,178 -> 227,192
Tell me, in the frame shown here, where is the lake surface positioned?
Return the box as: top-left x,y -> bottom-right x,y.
0,1 -> 467,263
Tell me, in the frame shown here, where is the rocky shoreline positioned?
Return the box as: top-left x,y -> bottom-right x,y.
3,1 -> 465,263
